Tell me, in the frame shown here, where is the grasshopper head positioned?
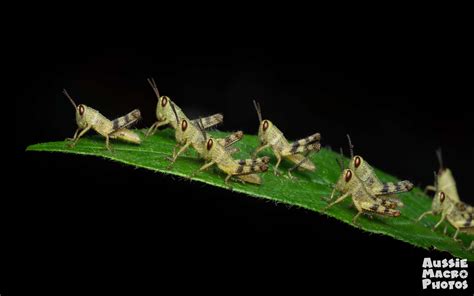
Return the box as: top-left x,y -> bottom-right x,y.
63,89 -> 89,129
147,78 -> 172,122
205,137 -> 216,157
175,118 -> 189,144
75,104 -> 89,128
348,155 -> 368,174
258,119 -> 273,144
157,95 -> 172,122
432,191 -> 448,213
253,100 -> 272,144
335,169 -> 356,193
437,167 -> 454,185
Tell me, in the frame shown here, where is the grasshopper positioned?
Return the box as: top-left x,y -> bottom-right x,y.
195,136 -> 270,185
63,89 -> 141,151
145,78 -> 223,136
424,149 -> 460,202
417,190 -> 473,246
346,135 -> 413,204
167,102 -> 242,166
324,160 -> 402,224
252,100 -> 321,177
187,118 -> 270,185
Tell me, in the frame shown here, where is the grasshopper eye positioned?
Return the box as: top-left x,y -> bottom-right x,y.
181,119 -> 188,131
440,192 -> 446,203
206,139 -> 213,150
354,156 -> 361,168
78,105 -> 85,116
345,170 -> 352,182
161,96 -> 168,107
262,120 -> 269,131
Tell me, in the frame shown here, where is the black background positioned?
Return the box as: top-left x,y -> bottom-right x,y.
7,13 -> 474,295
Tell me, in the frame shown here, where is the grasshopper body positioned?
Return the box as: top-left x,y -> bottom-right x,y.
63,89 -> 141,151
176,107 -> 269,185
348,155 -> 413,198
345,135 -> 413,206
418,191 -> 473,244
145,78 -> 223,136
196,137 -> 270,185
417,152 -> 471,247
325,168 -> 401,224
168,102 -> 240,165
252,100 -> 321,176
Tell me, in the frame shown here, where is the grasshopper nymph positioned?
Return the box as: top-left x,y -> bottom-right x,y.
418,190 -> 473,246
167,102 -> 242,166
252,100 -> 321,177
63,89 -> 141,151
346,135 -> 413,203
195,136 -> 270,185
324,157 -> 401,224
188,118 -> 270,185
145,78 -> 223,136
325,169 -> 401,224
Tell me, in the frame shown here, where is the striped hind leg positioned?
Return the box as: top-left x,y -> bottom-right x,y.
285,133 -> 321,155
373,197 -> 399,209
359,201 -> 401,218
282,142 -> 322,156
373,181 -> 414,195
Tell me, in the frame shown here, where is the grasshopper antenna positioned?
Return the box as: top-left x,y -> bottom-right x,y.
63,89 -> 77,109
197,117 -> 207,141
433,171 -> 438,189
336,147 -> 345,171
147,78 -> 160,98
436,148 -> 444,170
253,99 -> 262,123
170,102 -> 180,126
346,134 -> 354,158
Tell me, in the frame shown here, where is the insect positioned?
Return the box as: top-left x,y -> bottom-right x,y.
167,103 -> 242,166
417,190 -> 473,245
346,135 -> 413,206
63,89 -> 141,151
324,160 -> 401,224
424,149 -> 460,202
194,135 -> 270,185
186,117 -> 269,185
145,78 -> 223,136
419,150 -> 464,234
252,100 -> 321,177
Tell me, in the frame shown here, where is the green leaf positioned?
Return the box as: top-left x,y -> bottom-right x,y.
26,128 -> 474,260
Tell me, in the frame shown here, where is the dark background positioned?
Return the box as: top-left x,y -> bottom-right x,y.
7,17 -> 474,295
